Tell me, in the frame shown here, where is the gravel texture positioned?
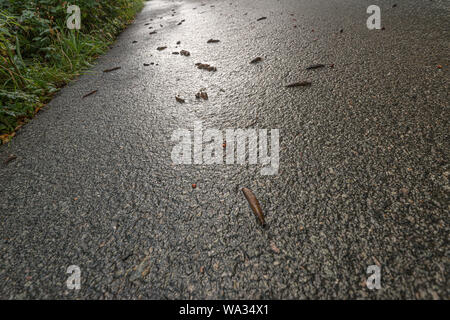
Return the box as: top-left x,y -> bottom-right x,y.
0,0 -> 449,299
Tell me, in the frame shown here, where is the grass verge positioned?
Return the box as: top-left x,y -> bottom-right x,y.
0,0 -> 145,143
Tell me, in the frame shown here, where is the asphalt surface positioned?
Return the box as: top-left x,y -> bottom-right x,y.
1,0 -> 449,299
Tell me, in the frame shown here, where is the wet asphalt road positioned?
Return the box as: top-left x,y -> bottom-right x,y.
0,0 -> 449,299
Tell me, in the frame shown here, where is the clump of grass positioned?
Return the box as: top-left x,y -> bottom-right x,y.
0,0 -> 144,139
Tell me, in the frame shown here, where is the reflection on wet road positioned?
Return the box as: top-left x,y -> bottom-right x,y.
0,0 -> 448,299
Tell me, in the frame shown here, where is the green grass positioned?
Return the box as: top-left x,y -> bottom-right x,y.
0,0 -> 144,139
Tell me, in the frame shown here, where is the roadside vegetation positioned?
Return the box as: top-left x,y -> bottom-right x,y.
0,0 -> 144,141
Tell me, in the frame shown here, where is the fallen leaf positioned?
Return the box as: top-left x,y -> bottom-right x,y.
195,63 -> 217,71
175,96 -> 185,103
0,132 -> 15,144
157,46 -> 167,51
82,90 -> 98,98
180,50 -> 190,56
195,88 -> 208,100
242,187 -> 266,227
285,81 -> 312,88
306,64 -> 325,70
250,57 -> 263,64
103,67 -> 121,73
